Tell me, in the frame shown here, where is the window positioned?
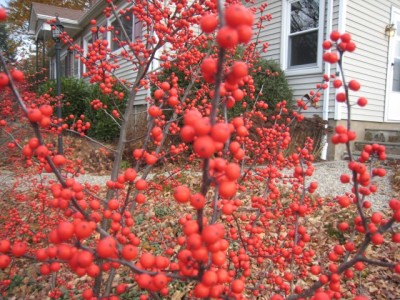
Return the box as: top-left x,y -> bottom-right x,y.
283,0 -> 324,73
51,59 -> 55,79
60,56 -> 66,78
83,35 -> 93,74
110,11 -> 142,52
65,51 -> 73,77
73,50 -> 80,78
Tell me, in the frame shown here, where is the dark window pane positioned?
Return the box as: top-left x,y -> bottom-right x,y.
134,19 -> 143,40
60,57 -> 66,78
289,31 -> 318,67
291,0 -> 319,34
392,58 -> 400,92
111,12 -> 133,51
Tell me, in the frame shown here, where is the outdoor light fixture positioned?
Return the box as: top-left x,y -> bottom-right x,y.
385,23 -> 396,38
51,15 -> 64,41
52,14 -> 64,154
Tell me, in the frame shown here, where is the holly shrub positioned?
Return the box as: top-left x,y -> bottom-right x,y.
0,2 -> 398,300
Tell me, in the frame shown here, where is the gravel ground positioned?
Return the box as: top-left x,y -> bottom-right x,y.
309,161 -> 395,211
0,160 -> 396,211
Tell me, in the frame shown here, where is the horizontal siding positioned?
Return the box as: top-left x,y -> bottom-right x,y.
287,74 -> 324,117
81,4 -> 148,106
253,0 -> 282,63
253,0 -> 332,119
340,0 -> 398,121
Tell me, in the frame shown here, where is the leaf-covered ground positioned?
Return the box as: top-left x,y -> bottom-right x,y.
0,135 -> 399,299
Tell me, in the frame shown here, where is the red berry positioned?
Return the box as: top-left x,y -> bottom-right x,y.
341,33 -> 352,42
0,72 -> 10,88
0,254 -> 11,269
322,40 -> 332,49
330,31 -> 341,41
140,252 -> 155,268
314,292 -> 331,300
217,26 -> 238,49
346,41 -> 356,52
231,61 -> 248,78
0,8 -> 6,22
237,25 -> 252,43
333,79 -> 342,88
193,136 -> 216,158
190,193 -> 206,209
173,185 -> 191,203
231,279 -> 244,293
97,237 -> 117,258
27,108 -> 43,122
336,92 -> 346,102
225,4 -> 253,28
211,123 -> 230,143
357,97 -> 367,107
371,233 -> 384,245
348,80 -> 361,91
40,105 -> 53,117
121,245 -> 138,260
11,70 -> 24,82
310,265 -> 321,275
200,14 -> 218,33
340,174 -> 350,183
35,145 -> 49,158
160,81 -> 170,91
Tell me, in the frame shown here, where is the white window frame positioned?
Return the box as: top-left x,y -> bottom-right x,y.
72,37 -> 81,79
281,0 -> 325,76
108,5 -> 135,55
83,33 -> 94,74
50,58 -> 55,80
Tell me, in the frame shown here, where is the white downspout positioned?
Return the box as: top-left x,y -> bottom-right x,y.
321,0 -> 334,160
334,0 -> 347,121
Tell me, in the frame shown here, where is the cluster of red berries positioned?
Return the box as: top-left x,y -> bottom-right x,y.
322,31 -> 356,64
70,117 -> 91,136
200,4 -> 253,49
153,81 -> 180,107
331,125 -> 356,145
132,252 -> 172,295
132,148 -> 158,165
21,137 -> 60,162
27,104 -> 53,127
176,216 -> 245,298
323,32 -> 368,107
180,109 -> 228,158
358,143 -> 387,162
201,58 -> 249,109
90,99 -> 107,110
0,70 -> 24,89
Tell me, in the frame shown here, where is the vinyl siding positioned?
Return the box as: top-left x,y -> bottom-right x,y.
253,0 -> 337,119
70,2 -> 148,106
340,0 -> 400,121
252,0 -> 283,62
252,0 -> 397,122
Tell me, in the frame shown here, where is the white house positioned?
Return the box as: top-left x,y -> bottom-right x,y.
28,0 -> 400,160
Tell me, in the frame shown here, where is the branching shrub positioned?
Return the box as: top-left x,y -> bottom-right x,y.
0,3 -> 398,300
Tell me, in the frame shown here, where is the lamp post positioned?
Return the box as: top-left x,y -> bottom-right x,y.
51,15 -> 64,154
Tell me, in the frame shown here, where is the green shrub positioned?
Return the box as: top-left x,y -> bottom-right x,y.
249,58 -> 293,109
38,77 -> 92,120
156,55 -> 292,116
37,78 -> 127,142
